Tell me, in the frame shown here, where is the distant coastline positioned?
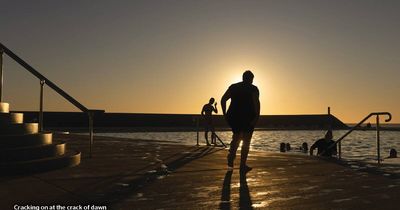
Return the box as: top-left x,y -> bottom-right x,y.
8,111 -> 351,130
348,123 -> 400,131
11,111 -> 400,132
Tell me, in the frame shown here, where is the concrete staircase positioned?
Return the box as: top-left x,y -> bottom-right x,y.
0,102 -> 80,175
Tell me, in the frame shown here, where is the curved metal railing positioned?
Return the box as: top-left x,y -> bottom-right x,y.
328,112 -> 392,164
0,42 -> 104,157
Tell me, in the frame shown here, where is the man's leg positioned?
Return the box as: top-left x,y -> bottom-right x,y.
211,126 -> 216,144
240,131 -> 253,168
227,132 -> 241,167
205,129 -> 210,145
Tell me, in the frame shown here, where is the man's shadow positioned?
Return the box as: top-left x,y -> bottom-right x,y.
220,170 -> 253,210
239,171 -> 253,209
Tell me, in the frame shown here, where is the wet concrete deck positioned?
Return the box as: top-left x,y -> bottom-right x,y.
1,134 -> 399,209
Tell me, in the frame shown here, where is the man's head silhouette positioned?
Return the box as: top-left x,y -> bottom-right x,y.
209,97 -> 215,104
325,130 -> 333,141
242,70 -> 254,84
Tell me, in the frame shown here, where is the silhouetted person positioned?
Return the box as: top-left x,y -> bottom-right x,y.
301,142 -> 308,153
280,142 -> 286,152
286,143 -> 291,151
201,97 -> 218,146
388,148 -> 397,158
221,70 -> 260,172
310,130 -> 337,157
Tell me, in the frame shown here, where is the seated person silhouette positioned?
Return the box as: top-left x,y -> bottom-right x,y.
310,130 -> 337,157
201,97 -> 218,146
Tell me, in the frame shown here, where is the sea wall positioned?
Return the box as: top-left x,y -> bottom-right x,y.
14,112 -> 349,130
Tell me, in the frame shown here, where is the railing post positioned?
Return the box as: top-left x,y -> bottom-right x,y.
376,115 -> 381,164
338,141 -> 341,160
39,80 -> 45,132
88,111 -> 94,158
0,48 -> 4,102
196,117 -> 199,146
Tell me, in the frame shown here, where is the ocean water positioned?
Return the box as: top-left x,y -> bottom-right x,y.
95,130 -> 400,165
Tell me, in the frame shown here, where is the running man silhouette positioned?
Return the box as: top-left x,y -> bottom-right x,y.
221,70 -> 260,172
201,97 -> 218,146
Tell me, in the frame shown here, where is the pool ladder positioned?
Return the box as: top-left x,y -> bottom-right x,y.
330,112 -> 392,164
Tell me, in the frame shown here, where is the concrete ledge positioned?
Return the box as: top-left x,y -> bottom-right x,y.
0,150 -> 80,175
0,142 -> 66,162
0,132 -> 52,148
0,122 -> 38,134
0,102 -> 9,113
0,113 -> 23,124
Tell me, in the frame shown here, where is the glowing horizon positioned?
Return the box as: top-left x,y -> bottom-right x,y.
1,1 -> 400,123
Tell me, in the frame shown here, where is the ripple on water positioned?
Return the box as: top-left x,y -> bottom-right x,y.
320,189 -> 344,194
271,178 -> 289,182
257,171 -> 270,175
332,196 -> 358,203
261,195 -> 302,206
147,170 -> 157,174
246,178 -> 257,182
256,191 -> 276,196
252,201 -> 270,208
116,183 -> 129,187
301,186 -> 318,191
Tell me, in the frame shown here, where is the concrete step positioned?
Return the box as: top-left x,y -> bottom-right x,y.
0,122 -> 38,135
0,132 -> 52,148
0,102 -> 9,113
0,150 -> 81,175
0,113 -> 23,124
0,142 -> 66,162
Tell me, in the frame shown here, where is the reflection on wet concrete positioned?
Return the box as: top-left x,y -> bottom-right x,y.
220,170 -> 233,209
332,196 -> 358,203
220,170 -> 255,209
87,138 -> 400,210
239,172 -> 253,209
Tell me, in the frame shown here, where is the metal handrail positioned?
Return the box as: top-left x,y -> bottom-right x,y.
0,42 -> 104,157
0,43 -> 89,112
329,112 -> 391,164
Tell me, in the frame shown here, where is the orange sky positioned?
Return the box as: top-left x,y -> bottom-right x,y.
1,1 -> 399,123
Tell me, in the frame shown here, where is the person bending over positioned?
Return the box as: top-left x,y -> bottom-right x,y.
310,130 -> 337,157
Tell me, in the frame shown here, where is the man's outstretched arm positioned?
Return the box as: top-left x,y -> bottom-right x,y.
221,89 -> 231,116
309,143 -> 317,156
